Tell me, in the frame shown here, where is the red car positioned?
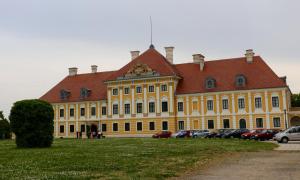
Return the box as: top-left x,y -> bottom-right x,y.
241,129 -> 264,139
152,131 -> 172,138
250,129 -> 280,141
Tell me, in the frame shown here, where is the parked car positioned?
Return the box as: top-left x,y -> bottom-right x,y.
152,131 -> 172,138
241,129 -> 264,139
222,129 -> 249,138
205,129 -> 230,138
251,129 -> 280,141
274,126 -> 300,143
192,130 -> 210,138
216,129 -> 235,138
174,130 -> 191,138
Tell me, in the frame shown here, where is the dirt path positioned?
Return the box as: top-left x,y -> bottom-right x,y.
175,151 -> 300,180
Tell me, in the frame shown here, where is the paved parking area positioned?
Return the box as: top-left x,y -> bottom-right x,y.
182,151 -> 300,180
177,141 -> 300,180
273,141 -> 300,151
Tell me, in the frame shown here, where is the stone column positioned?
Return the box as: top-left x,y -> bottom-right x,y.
248,92 -> 253,129
265,91 -> 270,129
231,93 -> 237,129
119,87 -> 123,115
216,94 -> 220,129
169,82 -> 174,113
108,88 -> 112,116
186,96 -> 190,130
156,83 -> 160,115
143,84 -> 148,115
201,95 -> 205,130
131,85 -> 135,115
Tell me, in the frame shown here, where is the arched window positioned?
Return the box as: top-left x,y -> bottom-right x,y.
239,119 -> 247,129
235,75 -> 246,87
80,88 -> 91,99
60,89 -> 70,100
205,77 -> 216,89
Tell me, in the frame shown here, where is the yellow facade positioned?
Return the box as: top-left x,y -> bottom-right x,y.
52,77 -> 289,138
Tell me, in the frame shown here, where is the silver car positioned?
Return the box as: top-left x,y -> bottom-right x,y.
192,130 -> 210,138
274,126 -> 300,143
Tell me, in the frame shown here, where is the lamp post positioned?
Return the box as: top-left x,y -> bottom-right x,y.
284,109 -> 288,129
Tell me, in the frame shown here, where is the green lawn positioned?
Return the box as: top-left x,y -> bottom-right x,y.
0,138 -> 276,179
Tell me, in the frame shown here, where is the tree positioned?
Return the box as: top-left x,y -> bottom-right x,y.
291,93 -> 300,107
9,99 -> 54,148
0,111 -> 11,139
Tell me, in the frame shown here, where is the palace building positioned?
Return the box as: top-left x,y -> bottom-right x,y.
41,45 -> 294,138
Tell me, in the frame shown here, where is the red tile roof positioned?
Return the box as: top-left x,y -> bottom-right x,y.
106,48 -> 180,81
40,71 -> 114,103
40,48 -> 287,103
175,56 -> 286,94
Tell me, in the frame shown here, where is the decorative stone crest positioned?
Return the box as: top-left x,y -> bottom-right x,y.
117,63 -> 160,80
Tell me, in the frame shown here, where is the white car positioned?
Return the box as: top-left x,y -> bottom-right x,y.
274,126 -> 300,143
192,130 -> 210,138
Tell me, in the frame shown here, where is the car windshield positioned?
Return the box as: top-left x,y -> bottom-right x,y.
261,130 -> 267,133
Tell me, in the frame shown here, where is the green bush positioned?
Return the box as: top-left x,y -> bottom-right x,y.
9,99 -> 54,148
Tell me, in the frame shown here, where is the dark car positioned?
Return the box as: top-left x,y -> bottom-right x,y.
241,129 -> 264,139
206,129 -> 227,138
174,130 -> 191,138
152,131 -> 172,138
215,129 -> 234,138
222,129 -> 249,138
251,129 -> 280,141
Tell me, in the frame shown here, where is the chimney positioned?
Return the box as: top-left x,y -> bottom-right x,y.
130,50 -> 140,60
245,49 -> 255,63
91,65 -> 98,73
165,46 -> 174,64
68,67 -> 78,76
193,54 -> 205,71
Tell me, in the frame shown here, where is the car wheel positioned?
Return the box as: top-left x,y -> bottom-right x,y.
281,137 -> 288,143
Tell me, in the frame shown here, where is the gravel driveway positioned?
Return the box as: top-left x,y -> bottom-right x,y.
176,141 -> 300,180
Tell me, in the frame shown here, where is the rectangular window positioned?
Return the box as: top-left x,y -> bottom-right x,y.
80,108 -> 85,116
192,101 -> 198,111
81,124 -> 85,132
124,87 -> 130,95
238,98 -> 245,109
149,122 -> 155,130
207,100 -> 213,111
273,117 -> 281,127
91,107 -> 96,116
208,120 -> 214,129
137,122 -> 143,131
178,121 -> 184,130
102,106 -> 107,115
161,84 -> 168,92
162,121 -> 168,131
125,123 -> 130,131
102,124 -> 107,132
112,88 -> 118,95
222,99 -> 228,110
223,119 -> 230,128
148,85 -> 154,92
272,96 -> 279,108
256,118 -> 263,128
113,104 -> 118,115
136,86 -> 142,93
178,102 -> 184,112
113,123 -> 118,131
69,108 -> 74,117
60,125 -> 64,133
255,97 -> 262,108
149,102 -> 155,113
137,103 -> 143,114
59,109 -> 64,118
124,104 -> 130,114
70,125 -> 74,133
162,101 -> 168,112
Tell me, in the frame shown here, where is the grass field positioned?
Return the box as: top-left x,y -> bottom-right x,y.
0,138 -> 276,179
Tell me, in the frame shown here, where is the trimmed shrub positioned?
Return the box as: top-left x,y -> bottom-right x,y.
0,119 -> 10,139
10,99 -> 54,148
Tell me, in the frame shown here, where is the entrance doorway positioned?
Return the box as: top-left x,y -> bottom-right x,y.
239,119 -> 246,129
90,124 -> 98,138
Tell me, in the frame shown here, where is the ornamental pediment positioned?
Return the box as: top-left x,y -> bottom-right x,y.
117,63 -> 160,80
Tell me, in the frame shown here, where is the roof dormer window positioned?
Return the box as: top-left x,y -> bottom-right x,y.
205,77 -> 216,89
60,89 -> 70,100
235,75 -> 246,87
80,88 -> 91,99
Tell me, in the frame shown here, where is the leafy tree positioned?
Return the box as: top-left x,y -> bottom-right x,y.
0,111 -> 11,139
291,93 -> 300,107
9,99 -> 54,148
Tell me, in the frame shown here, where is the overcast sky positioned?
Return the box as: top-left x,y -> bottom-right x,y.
0,0 -> 299,117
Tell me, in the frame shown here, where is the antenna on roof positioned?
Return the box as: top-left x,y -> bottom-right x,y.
149,16 -> 155,49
